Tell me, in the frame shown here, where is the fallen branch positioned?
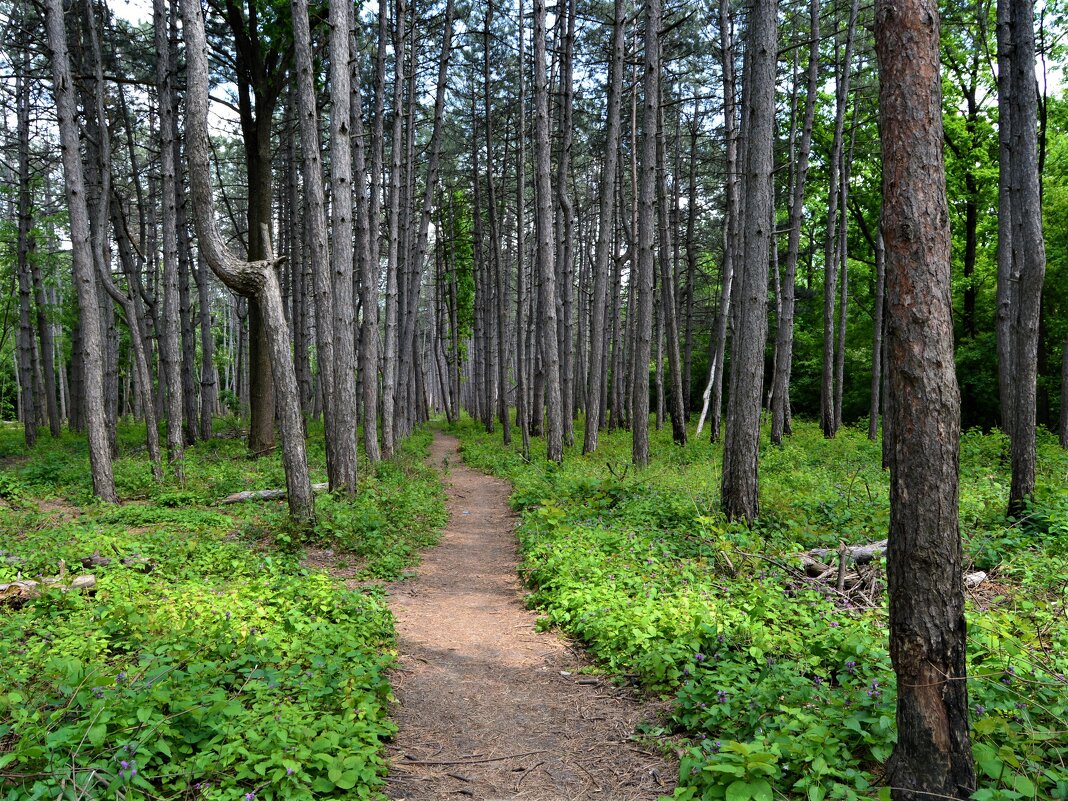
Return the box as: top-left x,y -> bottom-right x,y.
221,483 -> 329,504
400,750 -> 545,767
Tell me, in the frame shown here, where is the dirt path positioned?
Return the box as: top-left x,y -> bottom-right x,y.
385,433 -> 674,801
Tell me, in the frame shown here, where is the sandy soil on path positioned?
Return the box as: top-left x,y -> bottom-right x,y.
385,433 -> 675,801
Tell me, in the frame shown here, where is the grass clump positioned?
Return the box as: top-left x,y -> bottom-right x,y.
453,415 -> 1068,801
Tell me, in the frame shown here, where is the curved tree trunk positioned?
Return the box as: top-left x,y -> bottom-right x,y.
181,0 -> 314,523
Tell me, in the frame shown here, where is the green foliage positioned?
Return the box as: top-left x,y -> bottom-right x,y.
453,415 -> 1068,800
0,421 -> 447,801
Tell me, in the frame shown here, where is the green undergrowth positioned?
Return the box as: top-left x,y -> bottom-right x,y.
0,419 -> 446,801
453,415 -> 1068,801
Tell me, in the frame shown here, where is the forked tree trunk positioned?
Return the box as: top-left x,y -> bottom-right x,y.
181,0 -> 314,523
44,0 -> 116,501
721,0 -> 776,522
876,0 -> 976,796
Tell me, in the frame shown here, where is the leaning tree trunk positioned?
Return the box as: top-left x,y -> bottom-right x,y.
877,0 -> 977,796
181,0 -> 314,523
583,0 -> 625,455
534,0 -> 564,463
996,0 -> 1046,512
721,0 -> 777,523
44,0 -> 116,501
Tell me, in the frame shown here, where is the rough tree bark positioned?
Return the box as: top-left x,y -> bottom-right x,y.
876,0 -> 977,796
996,0 -> 1046,511
721,0 -> 777,522
292,0 -> 338,482
631,0 -> 660,468
771,0 -> 818,445
181,0 -> 314,523
534,0 -> 564,462
156,0 -> 185,475
329,0 -> 359,493
583,0 -> 625,455
15,66 -> 37,447
44,0 -> 116,501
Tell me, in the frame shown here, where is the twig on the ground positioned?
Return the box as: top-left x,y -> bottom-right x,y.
401,749 -> 545,767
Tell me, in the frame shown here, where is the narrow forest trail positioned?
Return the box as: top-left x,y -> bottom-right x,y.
385,433 -> 674,801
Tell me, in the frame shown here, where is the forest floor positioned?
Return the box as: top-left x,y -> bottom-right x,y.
385,433 -> 674,801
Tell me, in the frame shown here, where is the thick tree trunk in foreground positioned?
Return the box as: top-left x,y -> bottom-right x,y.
877,0 -> 976,796
181,0 -> 314,523
996,0 -> 1046,512
44,0 -> 116,501
721,0 -> 777,522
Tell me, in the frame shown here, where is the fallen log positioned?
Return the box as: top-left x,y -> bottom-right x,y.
0,574 -> 96,606
221,482 -> 329,504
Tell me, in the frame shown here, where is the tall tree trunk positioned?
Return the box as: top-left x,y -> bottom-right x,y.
15,66 -> 36,447
354,25 -> 381,463
771,0 -> 818,445
182,0 -> 314,523
484,0 -> 511,444
656,98 -> 687,446
156,0 -> 185,475
534,0 -> 563,462
329,0 -> 359,493
631,0 -> 660,467
997,0 -> 1046,511
583,0 -> 625,455
382,0 -> 407,458
44,0 -> 116,500
820,0 -> 859,438
721,0 -> 777,522
516,0 -> 531,460
869,230 -> 886,441
195,255 -> 216,438
707,0 -> 737,442
877,0 -> 976,795
292,0 -> 339,482
555,0 -> 576,446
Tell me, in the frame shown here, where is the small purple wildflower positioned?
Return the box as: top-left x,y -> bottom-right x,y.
975,704 -> 985,717
717,690 -> 729,703
694,653 -> 705,662
246,793 -> 256,801
845,660 -> 857,675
